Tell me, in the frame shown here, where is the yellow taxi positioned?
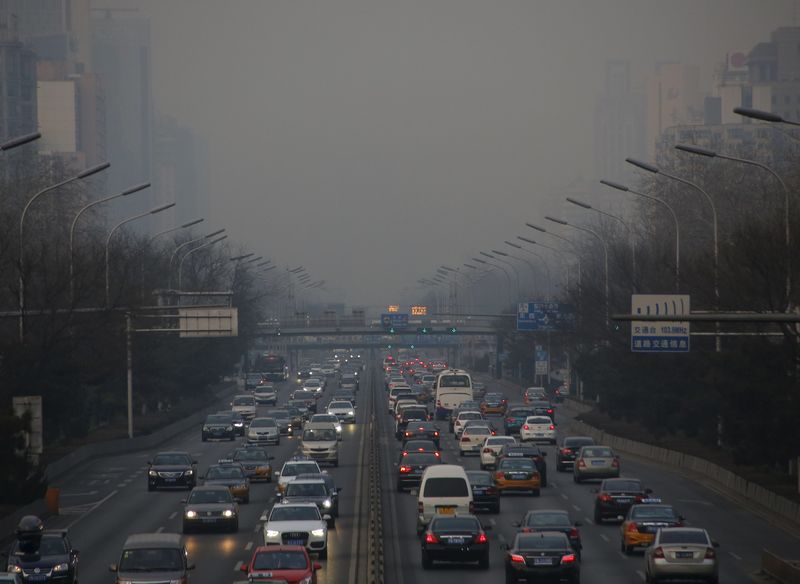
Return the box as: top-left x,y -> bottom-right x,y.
203,462 -> 251,504
620,502 -> 684,554
480,392 -> 508,415
493,456 -> 541,496
231,448 -> 274,483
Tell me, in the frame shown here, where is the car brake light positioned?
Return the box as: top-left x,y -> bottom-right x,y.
402,451 -> 408,457
425,533 -> 439,544
577,459 -> 586,467
399,466 -> 411,473
434,451 -> 440,457
506,418 -> 513,423
483,448 -> 492,453
547,409 -> 553,414
626,522 -> 638,532
561,448 -> 572,455
491,430 -> 497,435
405,432 -> 412,437
561,553 -> 576,564
705,547 -> 715,559
635,495 -> 644,503
652,546 -> 664,558
549,425 -> 555,430
523,424 -> 529,430
612,459 -> 620,468
568,527 -> 579,538
433,431 -> 439,437
598,494 -> 612,503
418,502 -> 424,513
521,527 -> 531,533
475,533 -> 488,544
510,553 -> 526,564
461,436 -> 470,442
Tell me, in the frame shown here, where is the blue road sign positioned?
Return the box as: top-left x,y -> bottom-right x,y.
631,294 -> 690,353
517,302 -> 575,332
381,313 -> 409,329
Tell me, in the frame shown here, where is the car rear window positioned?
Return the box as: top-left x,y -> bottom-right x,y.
432,517 -> 479,531
439,375 -> 470,387
403,453 -> 439,465
582,447 -> 613,457
466,472 -> 493,486
526,512 -> 570,527
517,534 -> 568,550
423,477 -> 469,497
631,506 -> 677,520
603,479 -> 642,491
659,530 -> 708,545
564,437 -> 595,447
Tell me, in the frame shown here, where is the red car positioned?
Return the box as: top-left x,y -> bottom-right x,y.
241,545 -> 322,583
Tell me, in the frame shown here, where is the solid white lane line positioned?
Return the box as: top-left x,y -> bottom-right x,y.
497,533 -> 507,543
156,526 -> 165,533
60,491 -> 99,497
618,552 -> 628,560
169,511 -> 177,520
65,490 -> 118,530
728,551 -> 742,560
245,542 -> 253,551
234,561 -> 243,572
599,534 -> 609,542
116,483 -> 126,488
551,482 -> 558,488
87,480 -> 98,486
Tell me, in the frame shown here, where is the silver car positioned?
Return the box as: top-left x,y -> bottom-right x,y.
246,417 -> 280,445
645,527 -> 719,583
573,445 -> 620,483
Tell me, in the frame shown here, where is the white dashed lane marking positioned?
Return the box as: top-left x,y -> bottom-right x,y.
572,504 -> 581,512
728,551 -> 742,560
156,526 -> 165,533
599,534 -> 609,542
560,494 -> 568,500
245,542 -> 253,551
233,561 -> 243,572
169,511 -> 177,520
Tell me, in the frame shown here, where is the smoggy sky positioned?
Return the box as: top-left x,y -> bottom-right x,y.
97,0 -> 795,310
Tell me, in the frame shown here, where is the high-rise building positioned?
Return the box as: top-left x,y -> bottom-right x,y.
153,114 -> 199,230
646,62 -> 705,159
0,10 -> 37,142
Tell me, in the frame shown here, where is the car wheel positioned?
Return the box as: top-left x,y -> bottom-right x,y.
505,569 -> 515,584
573,475 -> 581,484
333,461 -> 339,467
319,547 -> 328,560
330,519 -> 336,529
621,540 -> 631,555
541,476 -> 548,487
243,496 -> 250,504
201,435 -> 207,442
229,435 -> 235,441
479,552 -> 490,570
556,463 -> 563,472
421,551 -> 433,570
479,464 -> 486,470
569,575 -> 580,584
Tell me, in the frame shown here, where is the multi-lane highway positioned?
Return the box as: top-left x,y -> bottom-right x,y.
27,361 -> 800,583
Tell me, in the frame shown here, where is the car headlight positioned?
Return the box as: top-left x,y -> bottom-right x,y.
348,411 -> 355,416
8,565 -> 22,574
234,483 -> 247,489
323,499 -> 332,508
202,426 -> 210,432
148,470 -> 157,477
223,509 -> 235,517
184,469 -> 193,476
169,580 -> 184,584
185,510 -> 197,518
311,528 -> 325,537
299,576 -> 313,584
265,529 -> 280,538
226,426 -> 233,431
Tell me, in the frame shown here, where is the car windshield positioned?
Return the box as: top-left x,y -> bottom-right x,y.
465,427 -> 491,435
188,489 -> 232,504
466,472 -> 493,486
251,418 -> 276,428
499,459 -> 534,470
286,483 -> 327,497
271,411 -> 290,420
13,536 -> 66,556
283,462 -> 320,477
564,438 -> 594,447
659,530 -> 709,545
510,409 -> 535,417
313,415 -> 338,423
234,450 -> 267,461
460,413 -> 483,421
119,548 -> 184,572
439,375 -> 470,387
303,429 -> 337,441
582,447 -> 613,458
329,401 -> 352,409
432,517 -> 479,531
631,506 -> 678,520
255,386 -> 274,392
233,397 -> 254,406
269,506 -> 320,521
152,454 -> 190,466
206,466 -> 244,479
205,415 -> 228,424
253,550 -> 308,571
517,535 -> 567,550
604,480 -> 642,491
526,417 -> 552,425
487,437 -> 515,446
526,512 -> 570,527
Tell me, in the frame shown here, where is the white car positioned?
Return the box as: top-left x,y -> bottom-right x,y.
453,411 -> 484,437
276,459 -> 323,493
231,394 -> 257,420
246,417 -> 280,445
459,425 -> 493,456
320,366 -> 336,377
303,378 -> 324,393
301,423 -> 339,466
327,400 -> 356,424
261,502 -> 330,559
480,436 -> 518,469
520,416 -> 556,444
253,384 -> 277,405
310,413 -> 342,438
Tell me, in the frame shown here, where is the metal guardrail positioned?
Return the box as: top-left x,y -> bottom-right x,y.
367,367 -> 385,584
762,549 -> 800,584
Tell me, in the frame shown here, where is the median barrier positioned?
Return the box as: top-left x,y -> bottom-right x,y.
762,549 -> 800,584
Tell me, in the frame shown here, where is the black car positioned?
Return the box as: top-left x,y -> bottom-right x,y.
395,408 -> 430,439
295,472 -> 343,517
497,444 -> 548,487
147,451 -> 197,490
396,451 -> 442,492
556,436 -> 596,472
5,531 -> 79,583
202,413 -> 236,441
401,421 -> 441,447
466,470 -> 500,514
421,515 -> 490,570
504,532 -> 579,584
286,401 -> 311,423
592,478 -> 652,523
514,509 -> 582,558
399,439 -> 441,459
503,405 -> 537,435
215,410 -> 247,436
529,400 -> 555,421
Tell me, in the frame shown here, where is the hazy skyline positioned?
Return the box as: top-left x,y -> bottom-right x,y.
98,0 -> 795,309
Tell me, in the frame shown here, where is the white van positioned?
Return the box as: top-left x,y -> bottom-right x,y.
433,369 -> 473,420
416,464 -> 473,533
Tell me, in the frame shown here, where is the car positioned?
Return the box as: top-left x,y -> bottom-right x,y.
203,462 -> 251,503
320,365 -> 336,377
480,436 -> 517,470
421,514 -> 490,570
448,401 -> 482,432
301,423 -> 339,466
310,414 -> 343,439
388,387 -> 412,412
396,408 -> 430,439
231,394 -> 257,420
480,392 -> 508,415
503,405 -> 537,436
494,456 -> 541,496
201,413 -> 236,441
400,421 -> 441,447
182,485 -> 239,533
278,479 -> 337,527
417,465 -> 474,533
592,478 -> 652,523
556,436 -> 596,471
453,411 -> 485,437
465,470 -> 500,514
294,473 -> 342,518
460,425 -> 494,456
461,418 -> 498,436
400,439 -> 441,458
472,381 -> 487,401
504,532 -> 580,584
396,451 -> 443,492
620,503 -> 684,554
420,374 -> 437,388
277,458 -> 324,494
529,399 -> 556,421
245,372 -> 265,390
254,384 -> 278,405
230,446 -> 274,482
303,378 -> 324,393
285,405 -> 307,430
523,387 -> 547,403
5,530 -> 79,583
326,400 -> 356,424
147,451 -> 197,491
261,502 -> 330,559
496,443 -> 548,487
239,545 -> 322,584
339,374 -> 359,391
270,409 -> 294,435
332,388 -> 357,405
109,533 -> 193,583
292,391 -> 318,414
644,528 -> 719,584
573,445 -> 620,483
519,415 -> 556,444
514,509 -> 582,558
246,417 -> 280,445
216,410 -> 247,435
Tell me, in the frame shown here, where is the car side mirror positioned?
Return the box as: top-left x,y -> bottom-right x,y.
314,562 -> 323,570
501,543 -> 510,550
108,564 -> 118,572
276,492 -> 282,499
187,563 -> 196,570
181,499 -> 187,504
240,564 -> 249,573
146,461 -> 152,465
274,471 -> 281,477
678,515 -> 685,522
337,487 -> 343,493
259,513 -> 268,521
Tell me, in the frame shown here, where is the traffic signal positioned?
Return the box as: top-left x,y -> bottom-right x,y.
387,344 -> 393,349
410,344 -> 415,349
417,327 -> 429,334
449,326 -> 457,334
389,326 -> 396,334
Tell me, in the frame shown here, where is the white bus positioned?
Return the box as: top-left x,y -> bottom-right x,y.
433,369 -> 473,420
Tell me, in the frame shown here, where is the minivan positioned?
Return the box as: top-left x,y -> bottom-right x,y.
416,464 -> 474,533
109,533 -> 194,583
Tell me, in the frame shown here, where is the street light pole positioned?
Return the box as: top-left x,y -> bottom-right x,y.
522,227 -> 584,291
545,216 -> 609,326
490,250 -> 521,300
69,182 -> 151,304
178,235 -> 228,289
600,179 -> 681,292
106,203 -> 175,308
19,161 -> 110,341
168,229 -> 226,289
505,241 -> 552,298
474,256 -> 513,308
1,132 -> 41,151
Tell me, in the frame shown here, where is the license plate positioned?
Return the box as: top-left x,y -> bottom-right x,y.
535,433 -> 544,436
164,478 -> 176,482
533,557 -> 553,565
436,506 -> 455,515
591,460 -> 605,466
616,498 -> 632,504
27,576 -> 47,582
473,488 -> 486,494
287,539 -> 304,545
675,551 -> 693,559
447,537 -> 465,545
510,473 -> 526,479
201,518 -> 217,523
